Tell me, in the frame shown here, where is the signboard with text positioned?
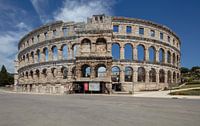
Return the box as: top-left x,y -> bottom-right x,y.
89,82 -> 100,91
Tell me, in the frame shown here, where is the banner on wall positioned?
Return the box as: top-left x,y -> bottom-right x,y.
89,82 -> 100,91
84,83 -> 89,91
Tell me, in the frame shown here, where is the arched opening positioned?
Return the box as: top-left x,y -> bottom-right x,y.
25,71 -> 28,79
137,44 -> 145,62
81,64 -> 91,77
81,38 -> 91,53
111,66 -> 120,82
96,38 -> 107,52
61,67 -> 68,79
173,53 -> 176,65
31,51 -> 34,63
42,69 -> 47,78
72,67 -> 76,78
22,55 -> 25,63
51,68 -> 56,77
61,44 -> 68,59
149,46 -> 156,63
173,72 -> 176,83
177,73 -> 180,83
72,44 -> 77,59
35,69 -> 40,78
96,65 -> 106,77
177,55 -> 179,66
26,53 -> 29,63
124,66 -> 133,82
36,49 -> 40,63
167,71 -> 172,83
52,46 -> 58,60
138,67 -> 145,82
124,43 -> 133,61
43,47 -> 48,61
30,71 -> 33,79
167,51 -> 171,64
112,43 -> 120,60
159,69 -> 165,83
149,68 -> 156,82
159,48 -> 165,63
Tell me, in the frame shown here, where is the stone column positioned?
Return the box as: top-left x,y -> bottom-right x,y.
120,46 -> 124,60
156,69 -> 159,83
35,52 -> 38,63
41,52 -> 45,62
120,67 -> 124,83
48,47 -> 52,61
164,50 -> 167,64
58,48 -> 62,60
155,49 -> 159,63
164,71 -> 168,83
133,67 -> 138,83
133,47 -> 138,61
170,53 -> 173,65
145,48 -> 149,62
145,70 -> 149,83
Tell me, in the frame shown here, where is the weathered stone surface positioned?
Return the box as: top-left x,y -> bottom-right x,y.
14,14 -> 181,94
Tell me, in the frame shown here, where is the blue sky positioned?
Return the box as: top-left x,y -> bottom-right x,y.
0,0 -> 199,72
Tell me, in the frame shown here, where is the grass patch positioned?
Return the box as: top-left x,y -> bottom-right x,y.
169,89 -> 200,96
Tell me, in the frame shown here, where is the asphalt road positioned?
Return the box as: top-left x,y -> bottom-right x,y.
0,92 -> 200,126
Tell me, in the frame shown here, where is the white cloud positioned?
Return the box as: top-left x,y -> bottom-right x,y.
30,0 -> 52,23
54,0 -> 115,22
0,22 -> 31,73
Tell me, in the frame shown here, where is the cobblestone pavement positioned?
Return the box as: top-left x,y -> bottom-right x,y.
0,91 -> 200,126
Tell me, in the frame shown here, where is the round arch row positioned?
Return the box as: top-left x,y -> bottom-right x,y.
111,66 -> 180,84
112,43 -> 180,67
18,66 -> 76,84
19,44 -> 78,66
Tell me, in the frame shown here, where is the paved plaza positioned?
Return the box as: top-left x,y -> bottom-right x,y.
0,91 -> 200,126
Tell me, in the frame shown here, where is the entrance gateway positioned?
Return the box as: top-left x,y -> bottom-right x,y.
73,82 -> 106,93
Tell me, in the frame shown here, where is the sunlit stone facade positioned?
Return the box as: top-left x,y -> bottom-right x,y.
14,14 -> 181,94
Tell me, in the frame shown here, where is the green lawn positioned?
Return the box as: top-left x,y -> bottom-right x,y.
169,89 -> 200,96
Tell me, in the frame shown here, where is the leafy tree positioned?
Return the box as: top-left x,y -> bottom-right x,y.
181,67 -> 190,73
0,65 -> 14,86
191,66 -> 200,72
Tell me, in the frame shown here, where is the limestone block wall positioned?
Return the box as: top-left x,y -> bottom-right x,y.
15,14 -> 181,94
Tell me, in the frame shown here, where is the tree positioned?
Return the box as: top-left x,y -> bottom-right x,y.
180,67 -> 190,74
191,66 -> 200,72
0,65 -> 14,86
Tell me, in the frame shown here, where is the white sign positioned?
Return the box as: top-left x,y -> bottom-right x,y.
89,82 -> 100,91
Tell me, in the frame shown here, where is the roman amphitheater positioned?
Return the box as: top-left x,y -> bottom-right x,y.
14,14 -> 181,94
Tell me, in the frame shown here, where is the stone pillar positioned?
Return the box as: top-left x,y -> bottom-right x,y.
41,52 -> 45,62
145,70 -> 149,83
133,47 -> 138,61
120,46 -> 124,60
27,84 -> 30,92
145,48 -> 149,62
170,53 -> 173,65
164,50 -> 167,64
58,48 -> 62,60
120,68 -> 124,83
156,70 -> 159,83
48,47 -> 52,61
133,67 -> 138,83
164,71 -> 168,83
68,45 -> 72,59
155,50 -> 159,63
35,52 -> 38,63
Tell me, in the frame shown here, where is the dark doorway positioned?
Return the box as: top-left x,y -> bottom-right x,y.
112,83 -> 122,91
